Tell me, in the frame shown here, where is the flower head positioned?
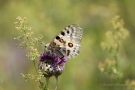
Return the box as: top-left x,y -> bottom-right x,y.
38,52 -> 67,77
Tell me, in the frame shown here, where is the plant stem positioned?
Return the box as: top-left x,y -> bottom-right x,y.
55,76 -> 58,90
33,60 -> 37,74
115,41 -> 119,72
114,41 -> 122,83
45,77 -> 50,90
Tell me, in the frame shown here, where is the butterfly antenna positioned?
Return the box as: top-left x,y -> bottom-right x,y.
40,41 -> 46,46
54,76 -> 58,90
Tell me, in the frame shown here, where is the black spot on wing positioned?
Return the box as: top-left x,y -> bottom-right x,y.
61,31 -> 65,36
56,36 -> 60,40
67,30 -> 69,34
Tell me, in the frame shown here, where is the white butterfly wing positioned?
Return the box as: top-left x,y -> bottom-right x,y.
58,24 -> 83,58
49,24 -> 83,58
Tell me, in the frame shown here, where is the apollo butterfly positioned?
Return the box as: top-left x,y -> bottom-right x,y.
45,24 -> 83,58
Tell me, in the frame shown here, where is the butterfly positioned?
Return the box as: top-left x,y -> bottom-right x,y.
45,24 -> 83,59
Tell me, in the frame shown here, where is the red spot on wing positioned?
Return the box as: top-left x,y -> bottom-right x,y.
68,42 -> 73,47
50,41 -> 56,46
59,39 -> 64,43
67,50 -> 70,56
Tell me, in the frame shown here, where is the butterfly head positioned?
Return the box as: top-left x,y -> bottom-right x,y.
44,43 -> 51,51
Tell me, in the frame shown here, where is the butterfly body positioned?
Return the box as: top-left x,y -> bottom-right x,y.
45,24 -> 83,59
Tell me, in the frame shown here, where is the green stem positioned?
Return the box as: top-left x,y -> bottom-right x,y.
45,77 -> 50,90
115,42 -> 119,72
33,61 -> 37,74
55,76 -> 58,90
114,42 -> 122,83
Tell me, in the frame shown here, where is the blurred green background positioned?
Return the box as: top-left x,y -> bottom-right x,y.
0,0 -> 135,90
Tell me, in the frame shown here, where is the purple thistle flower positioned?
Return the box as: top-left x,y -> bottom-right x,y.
38,52 -> 67,77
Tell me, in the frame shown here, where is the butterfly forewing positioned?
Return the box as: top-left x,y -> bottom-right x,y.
49,24 -> 83,58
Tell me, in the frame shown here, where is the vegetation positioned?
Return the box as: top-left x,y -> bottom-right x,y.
0,0 -> 135,90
